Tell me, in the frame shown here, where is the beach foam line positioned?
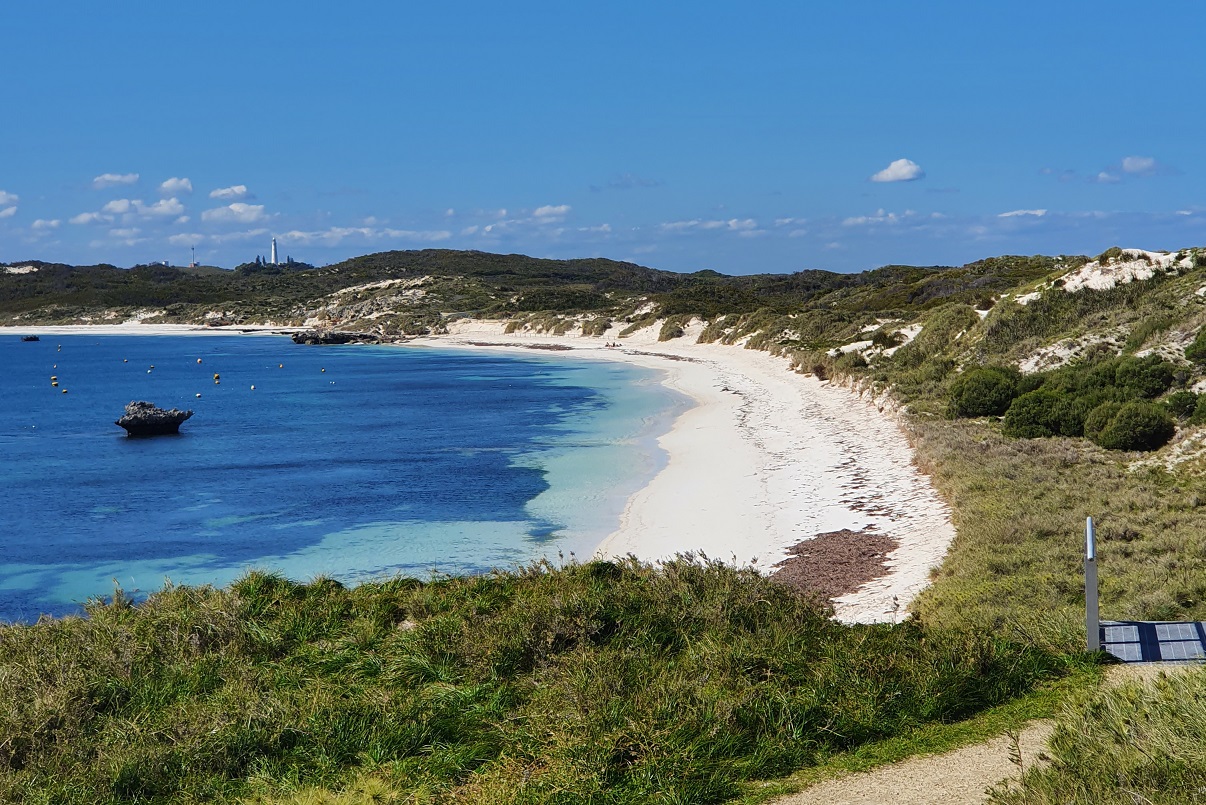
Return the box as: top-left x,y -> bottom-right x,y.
413,319 -> 956,624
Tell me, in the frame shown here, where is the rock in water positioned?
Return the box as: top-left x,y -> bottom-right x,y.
115,401 -> 194,437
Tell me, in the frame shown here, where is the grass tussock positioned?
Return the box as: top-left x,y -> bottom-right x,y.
989,667 -> 1206,804
910,418 -> 1206,644
0,558 -> 1067,804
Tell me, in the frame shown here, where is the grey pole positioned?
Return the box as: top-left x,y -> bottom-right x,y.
1086,516 -> 1100,652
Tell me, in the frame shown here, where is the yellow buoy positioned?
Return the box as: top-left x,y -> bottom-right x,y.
61,389 -> 67,393
150,365 -> 155,369
50,375 -> 57,381
213,373 -> 220,380
51,381 -> 58,387
321,368 -> 326,373
279,364 -> 283,368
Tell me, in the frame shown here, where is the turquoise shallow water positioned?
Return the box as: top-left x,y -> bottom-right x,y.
0,335 -> 687,621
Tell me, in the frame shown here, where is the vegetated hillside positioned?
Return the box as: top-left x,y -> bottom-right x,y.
0,249 -> 1063,333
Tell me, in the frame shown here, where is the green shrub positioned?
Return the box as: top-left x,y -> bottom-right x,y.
1113,355 -> 1175,398
1191,395 -> 1206,426
1185,329 -> 1206,366
1095,246 -> 1123,264
1086,401 -> 1175,451
1082,401 -> 1124,444
947,366 -> 1021,418
1002,390 -> 1084,438
1164,390 -> 1198,419
870,328 -> 905,349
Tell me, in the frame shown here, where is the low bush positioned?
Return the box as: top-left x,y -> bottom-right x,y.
1185,328 -> 1206,366
1002,390 -> 1083,438
1086,401 -> 1175,451
947,366 -> 1021,418
1164,390 -> 1198,419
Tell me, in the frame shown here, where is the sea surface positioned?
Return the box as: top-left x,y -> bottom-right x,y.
0,334 -> 687,621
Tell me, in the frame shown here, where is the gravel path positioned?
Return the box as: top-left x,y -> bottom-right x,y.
770,721 -> 1052,805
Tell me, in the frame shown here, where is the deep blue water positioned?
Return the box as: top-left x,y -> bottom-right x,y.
0,334 -> 685,621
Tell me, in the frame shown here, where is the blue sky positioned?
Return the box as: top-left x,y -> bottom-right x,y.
2,2 -> 1204,274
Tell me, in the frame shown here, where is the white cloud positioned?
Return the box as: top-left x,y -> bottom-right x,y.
842,208 -> 918,226
102,199 -> 134,214
0,190 -> 17,206
1121,156 -> 1157,175
1094,171 -> 1120,184
533,204 -> 571,220
92,172 -> 139,189
445,208 -> 455,217
209,184 -> 250,200
141,197 -> 185,217
159,177 -> 193,195
659,218 -> 758,233
461,225 -> 479,236
578,224 -> 612,233
175,215 -> 190,224
0,206 -> 16,219
997,209 -> 1047,218
209,228 -> 269,244
202,203 -> 266,223
109,227 -> 141,238
69,211 -> 111,225
32,218 -> 60,230
870,158 -> 925,183
277,226 -> 452,247
169,233 -> 205,246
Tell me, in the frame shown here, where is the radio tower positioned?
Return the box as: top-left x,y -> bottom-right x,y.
270,237 -> 278,265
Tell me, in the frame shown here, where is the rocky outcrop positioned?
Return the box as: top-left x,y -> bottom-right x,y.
290,330 -> 379,345
115,401 -> 194,437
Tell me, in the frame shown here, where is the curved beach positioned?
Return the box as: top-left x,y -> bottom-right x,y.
416,320 -> 956,624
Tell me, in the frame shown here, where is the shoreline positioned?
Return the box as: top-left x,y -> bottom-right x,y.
411,319 -> 956,624
3,320 -> 956,623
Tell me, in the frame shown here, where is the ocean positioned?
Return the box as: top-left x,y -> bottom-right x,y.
0,334 -> 686,621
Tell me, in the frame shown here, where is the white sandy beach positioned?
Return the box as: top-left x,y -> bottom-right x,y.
4,319 -> 955,623
413,319 -> 956,624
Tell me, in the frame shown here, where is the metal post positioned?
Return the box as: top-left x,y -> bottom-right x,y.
1086,516 -> 1100,652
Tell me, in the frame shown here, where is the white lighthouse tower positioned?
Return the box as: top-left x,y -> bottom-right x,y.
270,237 -> 278,265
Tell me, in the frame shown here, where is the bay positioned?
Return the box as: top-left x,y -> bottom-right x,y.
0,334 -> 686,621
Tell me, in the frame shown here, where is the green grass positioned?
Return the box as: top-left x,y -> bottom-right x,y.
0,558 -> 1070,804
989,666 -> 1206,804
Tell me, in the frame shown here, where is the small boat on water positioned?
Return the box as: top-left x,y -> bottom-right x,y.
21,335 -> 39,342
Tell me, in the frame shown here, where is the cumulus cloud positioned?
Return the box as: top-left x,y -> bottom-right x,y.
202,203 -> 267,223
32,219 -> 60,230
159,177 -> 193,195
870,158 -> 925,183
99,197 -> 186,218
1093,171 -> 1121,184
92,172 -> 139,189
998,209 -> 1047,218
1121,156 -> 1157,175
69,211 -> 111,225
209,184 -> 251,200
533,204 -> 571,220
168,233 -> 205,246
0,189 -> 18,218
